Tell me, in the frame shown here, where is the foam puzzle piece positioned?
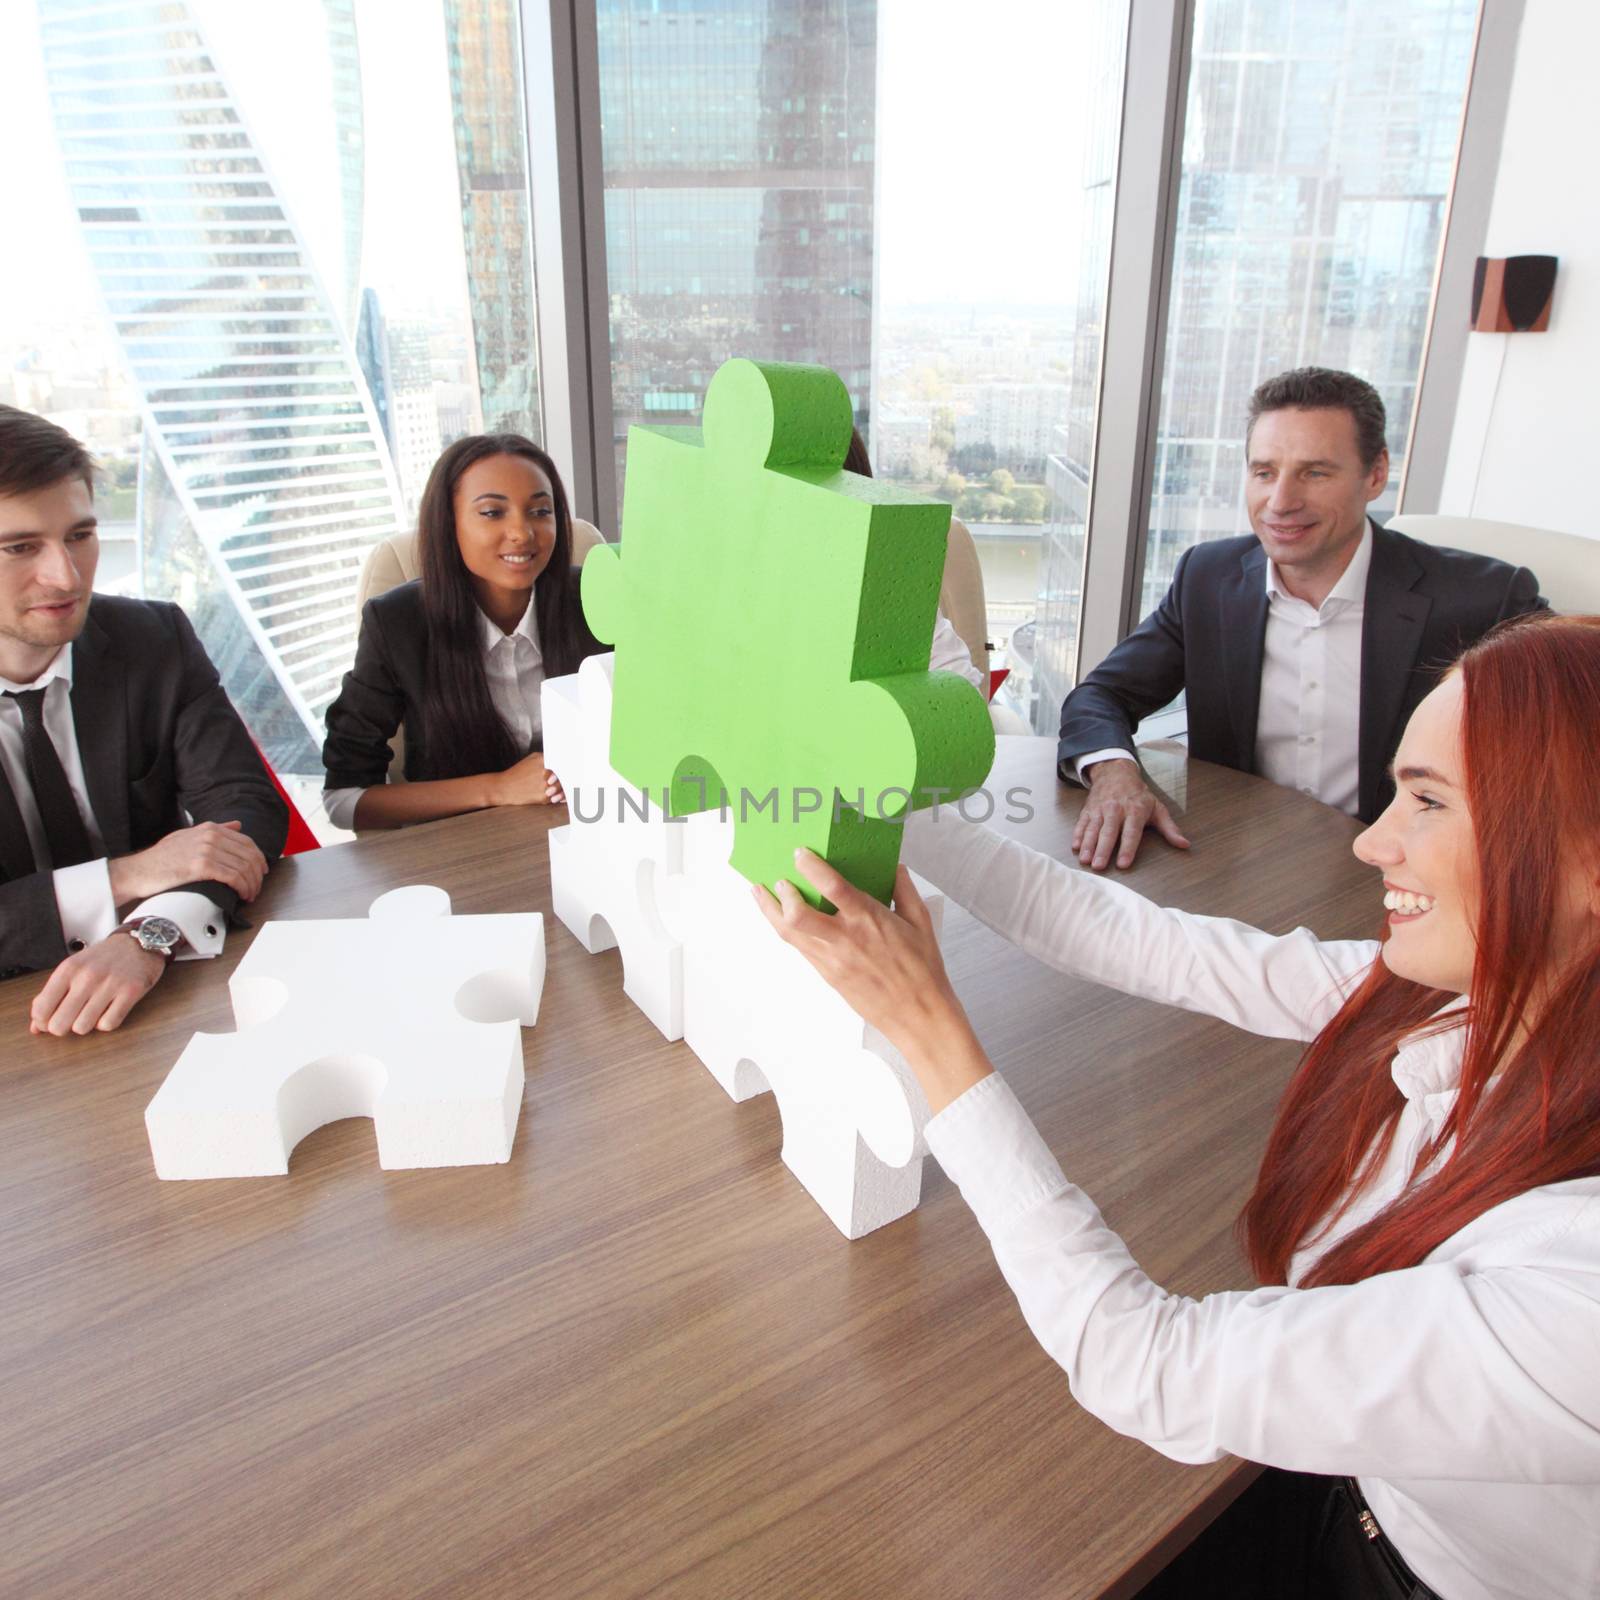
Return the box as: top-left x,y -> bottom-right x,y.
542,653 -> 684,1040
582,357 -> 994,909
145,886 -> 544,1179
662,812 -> 938,1239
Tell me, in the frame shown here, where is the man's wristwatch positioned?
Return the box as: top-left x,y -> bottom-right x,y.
125,915 -> 183,962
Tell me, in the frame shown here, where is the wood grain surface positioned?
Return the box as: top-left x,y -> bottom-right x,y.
0,737 -> 1377,1600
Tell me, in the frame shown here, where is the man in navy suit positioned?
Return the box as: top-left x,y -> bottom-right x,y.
0,406 -> 287,1033
1059,368 -> 1545,870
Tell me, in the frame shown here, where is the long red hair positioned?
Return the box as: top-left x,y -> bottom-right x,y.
1244,613 -> 1600,1287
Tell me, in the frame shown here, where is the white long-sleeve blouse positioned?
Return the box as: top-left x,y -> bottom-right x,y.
902,811 -> 1600,1600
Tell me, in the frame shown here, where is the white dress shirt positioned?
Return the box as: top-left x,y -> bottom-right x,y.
1073,526 -> 1371,817
903,810 -> 1600,1600
0,647 -> 225,958
323,600 -> 547,832
1252,524 -> 1369,815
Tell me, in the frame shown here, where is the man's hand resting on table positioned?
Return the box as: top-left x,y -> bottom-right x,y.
31,931 -> 168,1036
1072,758 -> 1190,872
108,819 -> 267,906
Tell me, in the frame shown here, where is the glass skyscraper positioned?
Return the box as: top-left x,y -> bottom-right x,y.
1033,0 -> 1478,731
443,0 -> 541,442
1141,0 -> 1479,612
38,0 -> 407,772
596,0 -> 876,509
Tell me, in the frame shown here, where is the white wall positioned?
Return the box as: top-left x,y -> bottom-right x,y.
1437,0 -> 1600,537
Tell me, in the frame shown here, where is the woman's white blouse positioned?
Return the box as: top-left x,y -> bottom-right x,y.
902,810 -> 1600,1600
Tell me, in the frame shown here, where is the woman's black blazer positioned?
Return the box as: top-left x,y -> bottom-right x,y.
322,580 -> 463,789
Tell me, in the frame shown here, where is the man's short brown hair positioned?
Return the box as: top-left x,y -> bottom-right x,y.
1245,368 -> 1388,470
0,405 -> 97,498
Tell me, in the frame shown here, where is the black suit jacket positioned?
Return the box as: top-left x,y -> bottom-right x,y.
0,597 -> 289,978
1058,522 -> 1547,823
322,581 -> 460,790
321,579 -> 605,793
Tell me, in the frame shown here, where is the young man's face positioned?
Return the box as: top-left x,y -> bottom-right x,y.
0,475 -> 100,672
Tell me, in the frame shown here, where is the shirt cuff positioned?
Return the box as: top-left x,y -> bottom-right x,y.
1071,747 -> 1137,787
924,1072 -> 1071,1238
322,785 -> 364,832
125,890 -> 227,960
53,858 -> 119,951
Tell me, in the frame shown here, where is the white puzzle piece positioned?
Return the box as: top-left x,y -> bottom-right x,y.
542,653 -> 684,1039
546,661 -> 938,1237
145,886 -> 544,1179
671,813 -> 938,1240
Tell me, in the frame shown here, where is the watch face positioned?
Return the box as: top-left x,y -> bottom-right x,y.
135,916 -> 183,952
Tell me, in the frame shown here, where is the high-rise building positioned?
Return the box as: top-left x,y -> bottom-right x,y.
953,383 -> 1071,479
596,0 -> 876,507
39,0 -> 407,772
1033,0 -> 1478,733
442,0 -> 541,441
1142,0 -> 1479,611
354,286 -> 393,448
384,321 -> 442,514
323,0 -> 365,332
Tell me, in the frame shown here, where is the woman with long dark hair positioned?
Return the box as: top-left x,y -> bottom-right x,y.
757,612 -> 1600,1599
323,434 -> 602,829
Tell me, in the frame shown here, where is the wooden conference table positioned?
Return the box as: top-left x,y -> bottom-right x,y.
1,737 -> 1375,1600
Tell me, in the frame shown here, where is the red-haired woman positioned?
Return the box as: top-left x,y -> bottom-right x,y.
756,612 -> 1600,1600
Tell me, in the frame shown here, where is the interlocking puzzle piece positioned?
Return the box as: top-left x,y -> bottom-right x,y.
145,886 -> 544,1179
542,653 -> 684,1039
582,357 -> 994,909
665,813 -> 937,1238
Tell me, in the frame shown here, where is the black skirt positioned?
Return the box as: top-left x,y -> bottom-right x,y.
1135,1468 -> 1443,1599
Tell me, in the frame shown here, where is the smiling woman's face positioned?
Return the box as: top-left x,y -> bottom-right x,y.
452,452 -> 557,620
1353,674 -> 1482,994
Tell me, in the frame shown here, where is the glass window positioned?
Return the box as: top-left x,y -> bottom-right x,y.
597,0 -> 1129,726
1140,0 -> 1479,616
1030,0 -> 1131,733
4,0 -> 542,807
597,0 -> 875,517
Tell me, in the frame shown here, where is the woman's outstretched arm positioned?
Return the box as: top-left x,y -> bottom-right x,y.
901,808 -> 1376,1043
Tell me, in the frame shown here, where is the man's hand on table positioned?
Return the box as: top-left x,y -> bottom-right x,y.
31,931 -> 168,1037
1072,758 -> 1190,872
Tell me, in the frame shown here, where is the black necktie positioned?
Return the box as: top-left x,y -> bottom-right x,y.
4,688 -> 95,870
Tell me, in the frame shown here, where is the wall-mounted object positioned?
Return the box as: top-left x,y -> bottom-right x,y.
1472,255 -> 1557,331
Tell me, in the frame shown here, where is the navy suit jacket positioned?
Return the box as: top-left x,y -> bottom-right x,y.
0,596 -> 288,979
1057,522 -> 1547,823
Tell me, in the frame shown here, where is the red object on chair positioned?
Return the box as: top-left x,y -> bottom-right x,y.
251,741 -> 321,855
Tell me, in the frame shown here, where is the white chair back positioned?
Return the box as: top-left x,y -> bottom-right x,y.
1384,514 -> 1600,615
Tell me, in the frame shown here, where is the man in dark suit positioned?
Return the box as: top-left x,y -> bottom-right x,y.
1059,368 -> 1545,870
0,406 -> 287,1033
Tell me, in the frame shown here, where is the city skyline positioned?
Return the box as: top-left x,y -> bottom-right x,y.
37,0 -> 408,771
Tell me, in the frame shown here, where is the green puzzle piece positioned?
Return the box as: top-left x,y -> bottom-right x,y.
582,357 -> 995,909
